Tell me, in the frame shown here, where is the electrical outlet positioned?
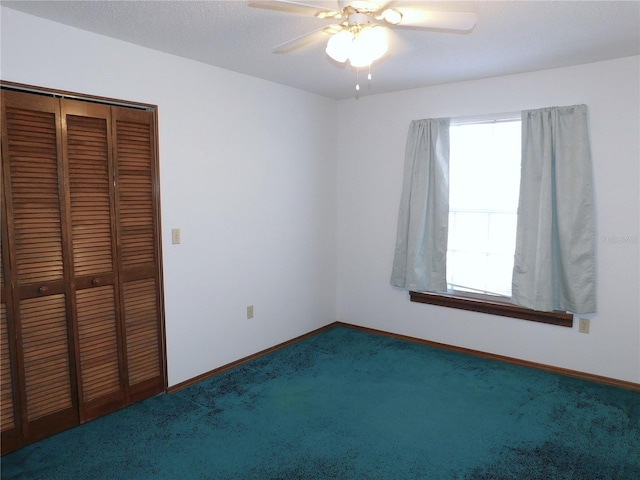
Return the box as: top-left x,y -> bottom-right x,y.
579,318 -> 590,334
246,305 -> 254,319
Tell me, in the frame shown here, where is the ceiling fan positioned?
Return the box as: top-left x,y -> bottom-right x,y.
248,0 -> 477,69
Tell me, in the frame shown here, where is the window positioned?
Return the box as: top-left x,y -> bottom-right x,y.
404,113 -> 574,326
447,116 -> 521,299
394,106 -> 594,326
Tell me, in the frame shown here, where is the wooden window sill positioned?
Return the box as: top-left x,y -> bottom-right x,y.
409,291 -> 574,327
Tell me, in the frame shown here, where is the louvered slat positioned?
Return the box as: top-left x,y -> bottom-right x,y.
20,294 -> 73,421
123,278 -> 160,385
76,286 -> 120,402
5,107 -> 64,285
1,237 -> 4,288
67,114 -> 114,276
116,119 -> 155,268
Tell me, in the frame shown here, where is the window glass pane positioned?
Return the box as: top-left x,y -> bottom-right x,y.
487,213 -> 518,254
486,254 -> 516,297
448,212 -> 489,253
447,119 -> 521,297
447,251 -> 488,293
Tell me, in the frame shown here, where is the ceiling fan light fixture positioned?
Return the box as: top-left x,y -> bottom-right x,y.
326,25 -> 387,67
350,26 -> 387,66
326,30 -> 352,63
249,0 -> 479,95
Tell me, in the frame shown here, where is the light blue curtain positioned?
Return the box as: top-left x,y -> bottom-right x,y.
390,118 -> 450,292
512,105 -> 596,314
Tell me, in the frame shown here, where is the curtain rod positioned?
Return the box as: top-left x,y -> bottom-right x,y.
450,111 -> 521,126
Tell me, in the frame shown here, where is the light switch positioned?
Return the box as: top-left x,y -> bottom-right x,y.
171,228 -> 180,245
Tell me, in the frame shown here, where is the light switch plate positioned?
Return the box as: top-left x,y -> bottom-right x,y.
171,228 -> 180,244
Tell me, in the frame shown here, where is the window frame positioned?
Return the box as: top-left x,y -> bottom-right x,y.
409,291 -> 573,327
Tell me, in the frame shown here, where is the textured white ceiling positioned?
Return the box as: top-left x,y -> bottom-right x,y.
2,0 -> 639,100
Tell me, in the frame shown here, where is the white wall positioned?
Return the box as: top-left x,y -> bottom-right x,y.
336,56 -> 640,383
1,7 -> 338,387
3,7 -> 639,386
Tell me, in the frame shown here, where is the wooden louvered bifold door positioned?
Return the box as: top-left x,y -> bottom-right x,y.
62,100 -> 127,422
114,108 -> 164,403
1,91 -> 79,446
0,302 -> 19,450
1,88 -> 165,454
1,178 -> 21,453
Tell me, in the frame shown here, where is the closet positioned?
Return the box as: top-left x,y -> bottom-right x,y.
1,86 -> 166,454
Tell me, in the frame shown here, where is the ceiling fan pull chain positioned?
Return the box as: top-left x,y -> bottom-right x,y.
368,64 -> 372,81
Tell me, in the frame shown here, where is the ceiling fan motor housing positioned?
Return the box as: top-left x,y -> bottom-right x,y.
338,0 -> 381,13
349,12 -> 371,27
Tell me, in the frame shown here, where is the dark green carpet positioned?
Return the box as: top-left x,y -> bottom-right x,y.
2,326 -> 639,479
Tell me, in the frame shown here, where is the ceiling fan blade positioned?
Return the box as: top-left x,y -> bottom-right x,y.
248,1 -> 340,19
395,10 -> 477,31
272,25 -> 342,53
